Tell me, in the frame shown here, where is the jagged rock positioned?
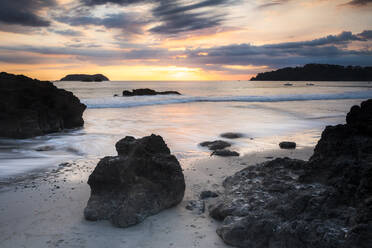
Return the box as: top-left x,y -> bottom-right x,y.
211,150 -> 240,157
200,190 -> 219,199
199,140 -> 231,150
84,134 -> 185,227
186,200 -> 205,214
60,74 -> 109,82
220,132 -> 244,139
0,72 -> 86,139
279,141 -> 296,149
122,88 -> 181,96
209,99 -> 372,248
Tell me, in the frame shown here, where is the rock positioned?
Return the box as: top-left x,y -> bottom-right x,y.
220,132 -> 244,139
279,141 -> 296,149
84,134 -> 185,227
122,88 -> 181,96
0,72 -> 86,139
209,99 -> 372,248
186,200 -> 205,214
200,190 -> 218,199
199,140 -> 231,150
60,74 -> 109,82
211,150 -> 240,157
35,145 -> 55,151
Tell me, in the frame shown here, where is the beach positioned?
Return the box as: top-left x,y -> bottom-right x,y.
0,146 -> 313,248
1,80 -> 371,247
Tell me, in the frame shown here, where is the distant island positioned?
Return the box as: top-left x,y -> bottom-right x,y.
251,64 -> 372,81
60,74 -> 109,82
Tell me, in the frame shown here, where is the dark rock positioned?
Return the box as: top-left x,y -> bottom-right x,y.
209,99 -> 372,248
199,140 -> 231,151
186,200 -> 205,214
220,132 -> 244,139
84,134 -> 185,227
122,88 -> 181,96
211,150 -> 240,157
60,74 -> 109,82
0,72 -> 86,139
200,190 -> 218,199
279,141 -> 296,149
35,145 -> 55,151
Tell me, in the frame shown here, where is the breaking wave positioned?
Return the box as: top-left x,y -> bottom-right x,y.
83,90 -> 372,109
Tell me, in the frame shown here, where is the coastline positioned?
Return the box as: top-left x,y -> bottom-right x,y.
0,146 -> 313,248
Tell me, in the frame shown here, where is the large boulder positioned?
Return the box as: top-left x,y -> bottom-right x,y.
84,134 -> 185,227
60,74 -> 109,82
209,99 -> 372,248
0,72 -> 86,139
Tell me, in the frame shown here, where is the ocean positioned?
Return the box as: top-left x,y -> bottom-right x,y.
1,80 -> 372,178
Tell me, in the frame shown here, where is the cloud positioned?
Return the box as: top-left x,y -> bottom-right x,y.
74,0 -> 235,35
0,30 -> 371,72
256,0 -> 289,9
346,0 -> 372,6
184,30 -> 372,70
0,0 -> 55,27
51,28 -> 83,36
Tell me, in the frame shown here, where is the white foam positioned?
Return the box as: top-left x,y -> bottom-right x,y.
82,91 -> 372,109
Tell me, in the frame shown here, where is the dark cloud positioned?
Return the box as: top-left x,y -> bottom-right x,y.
74,0 -> 235,35
358,30 -> 372,39
51,29 -> 83,36
346,0 -> 372,6
55,12 -> 148,35
257,0 -> 289,9
149,0 -> 231,35
0,0 -> 55,27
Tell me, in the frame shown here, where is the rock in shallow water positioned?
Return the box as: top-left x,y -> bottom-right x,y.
0,72 -> 86,138
211,149 -> 240,157
279,141 -> 296,149
199,140 -> 231,150
209,99 -> 372,248
84,134 -> 185,227
220,132 -> 244,139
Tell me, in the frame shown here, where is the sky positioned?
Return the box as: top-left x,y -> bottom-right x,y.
0,0 -> 371,80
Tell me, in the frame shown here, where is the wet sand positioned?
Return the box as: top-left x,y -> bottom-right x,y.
0,147 -> 313,248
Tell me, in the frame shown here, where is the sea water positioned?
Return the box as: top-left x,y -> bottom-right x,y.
1,80 -> 372,178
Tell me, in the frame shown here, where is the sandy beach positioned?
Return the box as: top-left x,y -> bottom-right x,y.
0,147 -> 313,248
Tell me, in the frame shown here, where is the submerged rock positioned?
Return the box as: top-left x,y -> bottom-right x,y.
0,72 -> 86,139
209,99 -> 372,248
200,140 -> 231,150
122,88 -> 181,96
84,134 -> 185,227
211,150 -> 240,157
60,74 -> 109,82
220,132 -> 244,139
279,141 -> 296,149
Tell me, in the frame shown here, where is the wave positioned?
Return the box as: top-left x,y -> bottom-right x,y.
83,91 -> 372,109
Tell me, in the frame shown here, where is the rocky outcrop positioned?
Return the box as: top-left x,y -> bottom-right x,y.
209,99 -> 372,248
122,88 -> 181,96
84,134 -> 185,227
251,64 -> 372,81
60,74 -> 109,82
0,72 -> 86,139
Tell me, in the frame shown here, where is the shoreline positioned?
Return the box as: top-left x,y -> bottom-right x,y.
0,146 -> 314,248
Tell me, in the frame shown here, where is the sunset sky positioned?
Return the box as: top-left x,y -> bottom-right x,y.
0,0 -> 371,80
